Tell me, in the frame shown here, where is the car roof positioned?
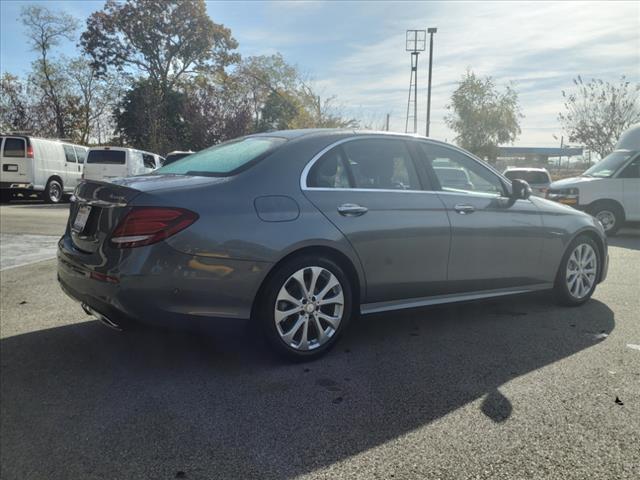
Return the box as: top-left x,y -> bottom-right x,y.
248,128 -> 444,141
88,146 -> 138,152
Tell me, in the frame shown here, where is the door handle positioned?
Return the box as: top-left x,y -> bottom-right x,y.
338,203 -> 368,216
454,204 -> 475,215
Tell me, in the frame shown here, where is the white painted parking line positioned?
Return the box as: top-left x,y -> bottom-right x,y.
0,233 -> 61,271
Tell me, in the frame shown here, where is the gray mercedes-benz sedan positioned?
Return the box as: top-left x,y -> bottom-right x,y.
58,129 -> 609,360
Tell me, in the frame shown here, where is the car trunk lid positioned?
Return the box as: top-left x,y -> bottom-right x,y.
69,180 -> 142,253
69,175 -> 228,254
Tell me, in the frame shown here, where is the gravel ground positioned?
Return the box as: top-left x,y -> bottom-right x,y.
0,204 -> 638,480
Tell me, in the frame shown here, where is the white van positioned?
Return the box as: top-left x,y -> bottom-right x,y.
0,135 -> 88,203
83,147 -> 161,183
547,124 -> 640,235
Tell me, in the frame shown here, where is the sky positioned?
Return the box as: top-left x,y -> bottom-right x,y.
1,0 -> 638,146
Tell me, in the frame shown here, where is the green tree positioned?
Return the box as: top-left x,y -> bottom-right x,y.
20,5 -> 79,138
114,79 -> 188,153
181,74 -> 253,150
559,76 -> 640,158
235,54 -> 299,129
81,0 -> 238,90
0,73 -> 33,132
445,70 -> 522,161
82,0 -> 239,152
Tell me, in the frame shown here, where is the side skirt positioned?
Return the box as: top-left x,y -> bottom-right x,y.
360,283 -> 553,315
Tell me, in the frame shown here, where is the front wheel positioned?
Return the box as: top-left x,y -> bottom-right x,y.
258,256 -> 353,361
554,235 -> 601,306
588,202 -> 623,236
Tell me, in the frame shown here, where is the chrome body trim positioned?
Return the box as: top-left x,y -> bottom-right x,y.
299,133 -> 512,193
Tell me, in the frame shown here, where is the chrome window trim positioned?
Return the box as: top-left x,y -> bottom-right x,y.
300,134 -> 511,194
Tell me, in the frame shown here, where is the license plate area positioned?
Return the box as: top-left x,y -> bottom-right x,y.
72,205 -> 92,232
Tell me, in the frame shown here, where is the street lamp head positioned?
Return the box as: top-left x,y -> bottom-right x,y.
427,27 -> 438,34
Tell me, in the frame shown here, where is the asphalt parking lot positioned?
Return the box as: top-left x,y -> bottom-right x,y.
0,201 -> 639,480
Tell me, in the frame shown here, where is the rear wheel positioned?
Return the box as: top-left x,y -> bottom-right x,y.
44,179 -> 63,204
258,256 -> 353,360
588,201 -> 623,236
0,189 -> 12,203
554,235 -> 601,306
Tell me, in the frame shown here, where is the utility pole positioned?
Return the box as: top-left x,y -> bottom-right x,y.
385,113 -> 390,131
404,30 -> 425,134
425,27 -> 437,137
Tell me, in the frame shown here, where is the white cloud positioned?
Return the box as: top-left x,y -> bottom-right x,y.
309,1 -> 640,145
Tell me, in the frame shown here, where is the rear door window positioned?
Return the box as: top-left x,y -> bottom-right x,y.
87,150 -> 126,164
3,138 -> 26,158
63,145 -> 77,163
307,147 -> 352,188
74,147 -> 87,164
341,139 -> 420,190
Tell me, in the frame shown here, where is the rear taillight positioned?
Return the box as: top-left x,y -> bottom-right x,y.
110,207 -> 198,248
26,145 -> 34,158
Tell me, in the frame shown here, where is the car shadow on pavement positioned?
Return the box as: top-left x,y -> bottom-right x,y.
0,293 -> 614,480
608,232 -> 640,251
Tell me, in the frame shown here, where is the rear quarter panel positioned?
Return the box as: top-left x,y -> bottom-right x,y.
142,133 -> 368,299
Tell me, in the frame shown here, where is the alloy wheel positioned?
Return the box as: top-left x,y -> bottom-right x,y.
274,266 -> 344,351
566,243 -> 597,299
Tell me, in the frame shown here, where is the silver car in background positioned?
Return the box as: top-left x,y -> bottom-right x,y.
58,130 -> 608,360
503,167 -> 552,197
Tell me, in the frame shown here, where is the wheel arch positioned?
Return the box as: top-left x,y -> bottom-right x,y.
46,175 -> 64,188
250,244 -> 363,321
585,198 -> 626,221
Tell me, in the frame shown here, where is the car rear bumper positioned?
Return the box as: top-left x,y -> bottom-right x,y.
57,235 -> 272,328
1,182 -> 34,190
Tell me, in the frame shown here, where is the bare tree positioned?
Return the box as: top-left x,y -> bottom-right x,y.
65,59 -> 121,144
559,76 -> 640,158
21,5 -> 79,138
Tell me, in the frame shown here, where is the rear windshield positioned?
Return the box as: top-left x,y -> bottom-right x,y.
3,137 -> 26,157
87,150 -> 126,165
504,170 -> 550,184
156,137 -> 285,176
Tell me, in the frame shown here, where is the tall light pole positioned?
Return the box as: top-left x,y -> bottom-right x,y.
405,30 -> 426,134
425,27 -> 437,137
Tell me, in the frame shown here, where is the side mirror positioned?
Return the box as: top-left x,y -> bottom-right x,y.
511,178 -> 532,200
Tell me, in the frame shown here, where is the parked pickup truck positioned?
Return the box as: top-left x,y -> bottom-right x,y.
546,124 -> 640,235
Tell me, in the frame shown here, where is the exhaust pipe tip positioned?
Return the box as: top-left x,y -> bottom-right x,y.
81,303 -> 123,331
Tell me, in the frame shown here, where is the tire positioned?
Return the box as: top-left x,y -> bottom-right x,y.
554,234 -> 601,306
0,189 -> 12,203
257,255 -> 353,361
588,201 -> 624,236
44,179 -> 63,204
